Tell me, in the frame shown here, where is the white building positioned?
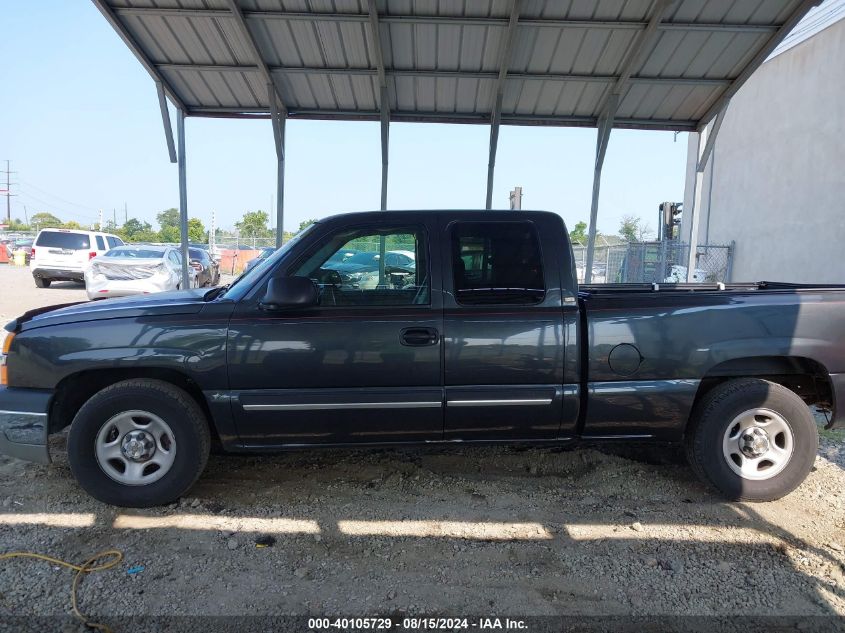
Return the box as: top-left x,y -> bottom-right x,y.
681,2 -> 845,283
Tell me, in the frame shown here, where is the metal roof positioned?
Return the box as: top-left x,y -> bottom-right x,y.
94,0 -> 817,132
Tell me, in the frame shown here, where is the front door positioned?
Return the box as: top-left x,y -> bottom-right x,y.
227,219 -> 443,446
442,218 -> 566,440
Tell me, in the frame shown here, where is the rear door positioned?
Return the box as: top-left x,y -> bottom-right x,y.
441,215 -> 567,441
32,230 -> 92,270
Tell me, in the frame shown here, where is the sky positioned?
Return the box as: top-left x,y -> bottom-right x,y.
1,1 -> 689,236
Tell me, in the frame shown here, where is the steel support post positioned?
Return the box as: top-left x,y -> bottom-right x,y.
686,104 -> 727,282
157,82 -> 177,163
176,109 -> 190,288
269,83 -> 286,247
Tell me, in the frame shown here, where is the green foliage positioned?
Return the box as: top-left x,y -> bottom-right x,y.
63,220 -> 83,230
236,210 -> 271,238
569,221 -> 587,245
123,218 -> 153,239
158,225 -> 180,243
30,212 -> 63,229
187,218 -> 206,243
298,218 -> 318,232
7,218 -> 31,231
156,208 -> 180,230
618,215 -> 653,243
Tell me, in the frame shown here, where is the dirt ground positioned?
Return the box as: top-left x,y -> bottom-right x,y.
0,263 -> 844,624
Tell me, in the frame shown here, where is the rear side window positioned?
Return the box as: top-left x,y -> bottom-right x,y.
451,222 -> 545,305
95,236 -> 106,250
106,236 -> 122,248
35,231 -> 90,250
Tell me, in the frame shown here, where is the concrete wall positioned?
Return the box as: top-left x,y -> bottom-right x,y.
681,18 -> 845,283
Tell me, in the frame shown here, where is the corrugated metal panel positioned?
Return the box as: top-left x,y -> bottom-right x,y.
98,0 -> 816,129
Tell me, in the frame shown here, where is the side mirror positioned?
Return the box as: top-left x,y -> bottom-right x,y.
259,275 -> 318,311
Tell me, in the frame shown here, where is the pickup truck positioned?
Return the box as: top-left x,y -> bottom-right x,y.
1,211 -> 843,507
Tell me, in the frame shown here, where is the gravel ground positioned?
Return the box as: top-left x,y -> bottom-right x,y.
0,264 -> 844,622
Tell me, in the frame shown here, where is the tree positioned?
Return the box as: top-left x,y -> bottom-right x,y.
30,212 -> 63,229
158,225 -> 180,243
188,217 -> 206,243
298,218 -> 318,232
618,215 -> 653,242
235,210 -> 271,238
156,208 -> 180,230
569,221 -> 587,245
123,218 -> 153,240
63,220 -> 83,230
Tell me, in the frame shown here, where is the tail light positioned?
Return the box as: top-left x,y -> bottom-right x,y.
191,261 -> 202,271
89,252 -> 97,260
30,248 -> 35,259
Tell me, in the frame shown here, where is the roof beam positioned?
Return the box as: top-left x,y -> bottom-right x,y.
91,0 -> 187,112
156,81 -> 177,163
157,63 -> 731,87
224,0 -> 287,115
112,7 -> 779,33
187,107 -> 700,131
696,0 -> 820,128
486,0 -> 521,210
366,0 -> 390,211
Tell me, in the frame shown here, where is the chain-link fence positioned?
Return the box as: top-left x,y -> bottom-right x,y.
571,241 -> 733,284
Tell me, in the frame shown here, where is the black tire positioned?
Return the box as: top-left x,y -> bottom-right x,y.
685,378 -> 818,502
34,277 -> 51,288
67,379 -> 211,507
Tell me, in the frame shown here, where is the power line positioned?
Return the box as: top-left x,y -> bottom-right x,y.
17,178 -> 103,213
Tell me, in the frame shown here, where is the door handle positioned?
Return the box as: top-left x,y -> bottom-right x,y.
400,327 -> 439,346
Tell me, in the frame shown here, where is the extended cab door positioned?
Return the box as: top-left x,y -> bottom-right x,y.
226,217 -> 443,446
441,214 -> 573,440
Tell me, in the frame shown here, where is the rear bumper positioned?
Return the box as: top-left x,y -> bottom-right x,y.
0,387 -> 53,464
829,373 -> 845,429
32,267 -> 84,281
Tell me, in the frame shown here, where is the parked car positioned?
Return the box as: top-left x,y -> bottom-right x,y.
243,247 -> 277,273
30,228 -> 124,288
189,247 -> 220,287
326,250 -> 416,289
664,264 -> 710,283
83,245 -> 197,299
1,210 -> 843,507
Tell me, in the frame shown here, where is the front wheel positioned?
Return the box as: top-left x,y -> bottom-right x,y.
34,277 -> 51,288
686,378 -> 818,501
67,379 -> 210,507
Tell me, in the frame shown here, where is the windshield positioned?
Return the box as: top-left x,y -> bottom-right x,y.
220,224 -> 317,299
103,248 -> 164,259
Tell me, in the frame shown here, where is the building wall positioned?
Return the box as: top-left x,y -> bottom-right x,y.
681,18 -> 845,283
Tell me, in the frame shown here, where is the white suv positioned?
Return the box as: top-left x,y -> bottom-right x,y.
30,228 -> 124,288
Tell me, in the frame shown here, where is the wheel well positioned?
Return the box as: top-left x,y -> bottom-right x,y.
692,356 -> 833,415
49,368 -> 221,446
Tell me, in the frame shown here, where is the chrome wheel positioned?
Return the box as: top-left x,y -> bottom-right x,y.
722,408 -> 794,481
94,410 -> 177,486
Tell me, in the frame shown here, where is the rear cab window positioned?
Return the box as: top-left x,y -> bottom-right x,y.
35,231 -> 90,250
451,222 -> 545,305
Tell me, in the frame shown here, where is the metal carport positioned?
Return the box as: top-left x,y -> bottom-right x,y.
91,0 -> 818,285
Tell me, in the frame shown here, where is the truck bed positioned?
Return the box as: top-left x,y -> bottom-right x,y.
579,281 -> 845,296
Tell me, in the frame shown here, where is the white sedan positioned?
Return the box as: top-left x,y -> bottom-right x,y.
84,245 -> 197,300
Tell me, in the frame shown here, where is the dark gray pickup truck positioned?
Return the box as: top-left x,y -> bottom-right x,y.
1,210 -> 843,506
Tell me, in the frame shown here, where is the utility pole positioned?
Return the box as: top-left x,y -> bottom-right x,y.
98,209 -> 103,231
3,160 -> 17,223
113,208 -> 117,227
124,202 -> 128,225
509,186 -> 523,210
209,210 -> 216,252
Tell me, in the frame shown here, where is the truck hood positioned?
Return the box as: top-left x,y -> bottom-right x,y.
8,288 -> 209,332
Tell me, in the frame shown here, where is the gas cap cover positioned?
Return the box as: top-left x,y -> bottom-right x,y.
608,343 -> 643,376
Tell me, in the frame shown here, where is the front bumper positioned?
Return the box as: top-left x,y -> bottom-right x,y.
0,387 -> 53,464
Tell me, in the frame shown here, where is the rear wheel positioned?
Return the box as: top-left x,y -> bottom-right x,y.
686,378 -> 817,501
67,379 -> 210,507
34,277 -> 51,288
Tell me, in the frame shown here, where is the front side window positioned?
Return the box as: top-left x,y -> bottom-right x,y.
95,236 -> 106,250
451,222 -> 545,305
293,226 -> 429,307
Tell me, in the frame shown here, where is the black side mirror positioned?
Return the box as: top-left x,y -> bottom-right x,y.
259,276 -> 319,311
